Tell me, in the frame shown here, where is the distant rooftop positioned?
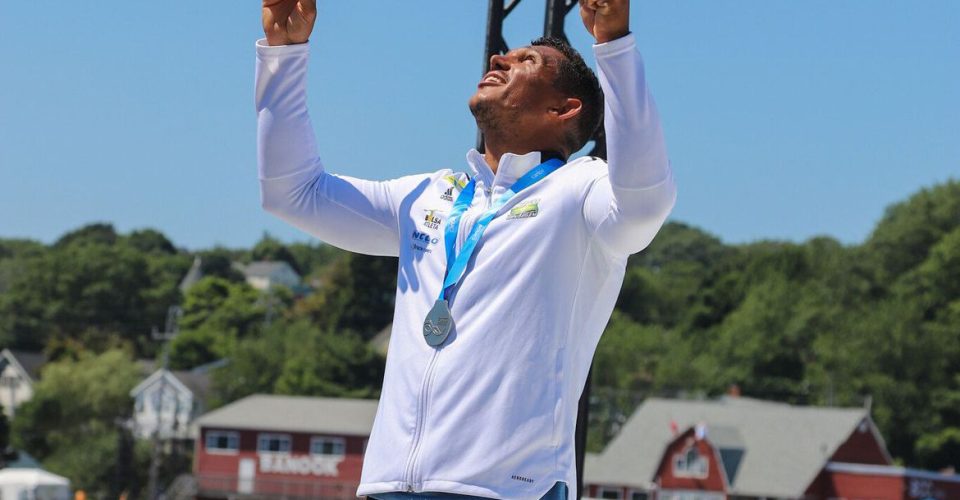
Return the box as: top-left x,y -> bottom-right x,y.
240,261 -> 300,279
585,396 -> 876,498
2,349 -> 47,381
195,394 -> 379,436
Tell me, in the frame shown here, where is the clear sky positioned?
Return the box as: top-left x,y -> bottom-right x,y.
1,1 -> 957,250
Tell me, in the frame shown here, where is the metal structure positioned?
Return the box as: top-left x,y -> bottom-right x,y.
478,2 -> 602,498
146,305 -> 183,500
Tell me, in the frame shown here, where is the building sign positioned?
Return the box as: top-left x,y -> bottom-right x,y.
908,477 -> 941,499
259,453 -> 343,477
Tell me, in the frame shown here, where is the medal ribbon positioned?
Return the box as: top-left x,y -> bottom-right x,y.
438,158 -> 565,302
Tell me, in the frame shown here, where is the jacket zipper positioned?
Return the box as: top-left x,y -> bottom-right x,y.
403,182 -> 494,491
403,349 -> 440,491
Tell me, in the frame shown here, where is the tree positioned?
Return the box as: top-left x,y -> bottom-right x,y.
0,241 -> 153,350
251,233 -> 302,274
294,253 -> 397,339
212,319 -> 385,407
179,277 -> 267,337
198,247 -> 247,283
11,349 -> 146,497
53,223 -> 119,248
864,180 -> 960,285
126,229 -> 178,255
167,326 -> 230,370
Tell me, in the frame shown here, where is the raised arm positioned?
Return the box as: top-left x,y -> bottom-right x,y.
579,0 -> 677,255
257,0 -> 423,256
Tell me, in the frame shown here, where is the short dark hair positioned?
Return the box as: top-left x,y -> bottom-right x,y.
531,36 -> 603,154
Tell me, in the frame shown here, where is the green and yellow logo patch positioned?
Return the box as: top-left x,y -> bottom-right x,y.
443,175 -> 468,190
507,199 -> 540,220
441,174 -> 468,202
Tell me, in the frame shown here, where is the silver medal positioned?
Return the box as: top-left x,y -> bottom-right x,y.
423,299 -> 453,347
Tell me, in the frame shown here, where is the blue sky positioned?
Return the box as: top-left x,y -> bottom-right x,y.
1,1 -> 957,250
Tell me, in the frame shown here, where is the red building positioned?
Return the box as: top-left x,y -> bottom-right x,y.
193,394 -> 378,499
584,397 -> 960,500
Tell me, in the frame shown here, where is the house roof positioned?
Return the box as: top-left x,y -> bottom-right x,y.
584,396 -> 872,497
172,370 -> 212,403
179,256 -> 204,292
5,450 -> 42,469
195,394 -> 378,436
242,261 -> 300,280
0,468 -> 70,486
131,368 -> 213,405
1,349 -> 47,381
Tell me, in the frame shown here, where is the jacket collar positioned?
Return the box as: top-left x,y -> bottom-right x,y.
465,149 -> 545,189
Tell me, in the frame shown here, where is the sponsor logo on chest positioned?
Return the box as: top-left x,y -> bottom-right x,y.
440,175 -> 468,202
506,199 -> 540,220
423,209 -> 443,230
409,229 -> 440,254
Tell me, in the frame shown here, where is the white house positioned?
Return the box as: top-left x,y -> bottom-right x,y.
0,349 -> 46,418
131,367 -> 211,440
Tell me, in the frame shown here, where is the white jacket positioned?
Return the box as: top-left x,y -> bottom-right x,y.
255,34 -> 676,500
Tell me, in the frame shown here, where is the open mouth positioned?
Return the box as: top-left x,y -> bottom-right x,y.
478,71 -> 507,87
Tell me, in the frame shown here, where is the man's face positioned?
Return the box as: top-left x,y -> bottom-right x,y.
469,45 -> 568,133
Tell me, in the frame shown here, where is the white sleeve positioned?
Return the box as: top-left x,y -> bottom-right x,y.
256,39 -> 423,257
582,34 -> 677,256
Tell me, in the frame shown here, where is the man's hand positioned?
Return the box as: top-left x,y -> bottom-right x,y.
263,0 -> 317,46
579,0 -> 630,44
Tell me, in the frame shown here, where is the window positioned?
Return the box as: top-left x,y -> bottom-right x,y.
597,486 -> 623,499
673,446 -> 708,478
257,433 -> 292,453
628,491 -> 649,500
205,431 -> 239,453
310,436 -> 346,457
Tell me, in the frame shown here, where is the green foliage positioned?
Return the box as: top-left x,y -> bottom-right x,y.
251,233 -> 303,274
54,223 -> 118,248
198,247 -> 247,282
12,348 -> 145,497
211,319 -> 384,406
167,326 -> 231,370
865,181 -> 960,284
180,277 -> 267,336
288,242 -> 348,278
0,224 -> 189,354
590,180 -> 960,470
126,228 -> 178,255
294,253 -> 397,339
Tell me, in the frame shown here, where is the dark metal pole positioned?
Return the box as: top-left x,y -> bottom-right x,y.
543,0 -> 577,41
575,368 -> 593,500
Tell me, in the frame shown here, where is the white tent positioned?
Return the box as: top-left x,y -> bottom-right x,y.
0,468 -> 71,500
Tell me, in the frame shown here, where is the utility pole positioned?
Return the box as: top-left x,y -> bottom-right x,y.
146,305 -> 182,500
478,2 -> 604,498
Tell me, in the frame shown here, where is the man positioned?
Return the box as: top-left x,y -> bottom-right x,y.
256,1 -> 675,499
